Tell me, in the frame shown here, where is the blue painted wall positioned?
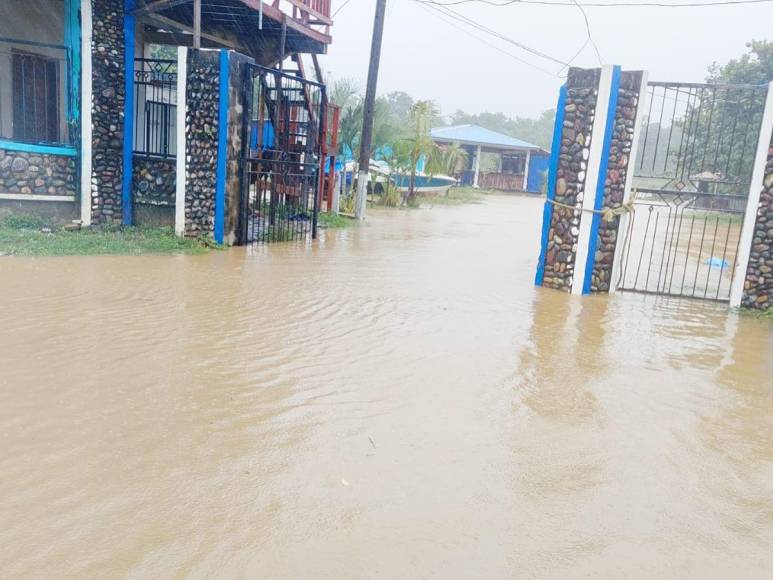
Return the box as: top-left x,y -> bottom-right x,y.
526,153 -> 550,193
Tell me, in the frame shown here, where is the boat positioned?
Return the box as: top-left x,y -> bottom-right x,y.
391,173 -> 459,196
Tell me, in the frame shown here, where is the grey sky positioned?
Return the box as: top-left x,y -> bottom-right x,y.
323,0 -> 772,119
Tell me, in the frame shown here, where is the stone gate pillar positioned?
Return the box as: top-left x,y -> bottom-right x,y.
535,66 -> 646,295
731,81 -> 773,310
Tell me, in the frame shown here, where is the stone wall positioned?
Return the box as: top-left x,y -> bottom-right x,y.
225,51 -> 253,244
589,71 -> 643,292
90,0 -> 125,224
542,68 -> 601,292
133,156 -> 175,206
0,150 -> 77,197
741,132 -> 773,310
185,49 -> 220,238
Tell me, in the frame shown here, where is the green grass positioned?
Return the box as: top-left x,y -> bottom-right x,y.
318,212 -> 357,229
0,218 -> 214,257
740,307 -> 773,321
417,187 -> 485,206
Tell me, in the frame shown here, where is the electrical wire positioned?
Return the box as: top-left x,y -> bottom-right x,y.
416,0 -> 773,7
413,0 -> 571,67
414,0 -> 560,75
333,0 -> 355,17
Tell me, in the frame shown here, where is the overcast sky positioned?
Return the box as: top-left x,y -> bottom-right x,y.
322,0 -> 772,120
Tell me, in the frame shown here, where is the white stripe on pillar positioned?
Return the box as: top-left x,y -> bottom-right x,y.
80,0 -> 93,225
175,47 -> 188,236
573,65 -> 615,296
523,149 -> 531,192
730,81 -> 773,308
610,71 -> 649,293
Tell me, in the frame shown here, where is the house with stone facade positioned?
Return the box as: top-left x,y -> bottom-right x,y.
0,0 -> 334,244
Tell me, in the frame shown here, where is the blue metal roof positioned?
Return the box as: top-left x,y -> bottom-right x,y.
430,124 -> 542,151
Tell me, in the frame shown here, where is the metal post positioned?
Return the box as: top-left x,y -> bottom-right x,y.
355,0 -> 387,220
193,0 -> 201,48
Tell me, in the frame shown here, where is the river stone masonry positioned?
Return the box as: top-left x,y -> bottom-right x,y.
0,151 -> 77,197
184,50 -> 220,238
90,0 -> 125,224
741,133 -> 773,310
542,68 -> 601,292
589,71 -> 643,292
133,157 -> 175,206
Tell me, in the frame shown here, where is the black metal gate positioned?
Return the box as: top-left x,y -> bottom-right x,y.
616,81 -> 769,301
239,64 -> 326,244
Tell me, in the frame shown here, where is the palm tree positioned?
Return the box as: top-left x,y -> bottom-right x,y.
402,100 -> 442,204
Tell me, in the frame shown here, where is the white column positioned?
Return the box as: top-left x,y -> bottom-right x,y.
572,64 -> 615,296
730,81 -> 773,307
523,149 -> 531,192
79,0 -> 93,225
174,47 -> 188,236
610,71 -> 649,293
473,144 -> 481,188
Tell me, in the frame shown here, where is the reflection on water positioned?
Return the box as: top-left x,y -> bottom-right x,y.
1,196 -> 772,579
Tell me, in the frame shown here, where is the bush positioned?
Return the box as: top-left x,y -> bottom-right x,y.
381,183 -> 401,207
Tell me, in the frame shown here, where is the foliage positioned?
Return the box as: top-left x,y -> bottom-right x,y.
0,225 -> 213,256
318,212 -> 357,229
417,188 -> 483,206
707,40 -> 773,85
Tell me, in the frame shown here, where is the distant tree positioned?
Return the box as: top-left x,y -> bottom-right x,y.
707,40 -> 773,84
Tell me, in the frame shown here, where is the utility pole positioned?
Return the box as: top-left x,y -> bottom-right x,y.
193,0 -> 201,48
355,0 -> 387,220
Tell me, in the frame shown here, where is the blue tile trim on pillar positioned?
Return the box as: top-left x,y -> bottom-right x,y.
121,0 -> 136,225
535,85 -> 568,286
214,49 -> 230,245
582,65 -> 622,295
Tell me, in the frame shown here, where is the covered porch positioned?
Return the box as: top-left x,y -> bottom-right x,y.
430,124 -> 549,194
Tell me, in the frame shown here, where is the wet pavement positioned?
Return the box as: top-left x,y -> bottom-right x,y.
1,195 -> 772,578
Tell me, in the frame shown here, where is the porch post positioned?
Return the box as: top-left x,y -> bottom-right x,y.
523,149 -> 531,192
175,47 -> 188,236
80,0 -> 93,225
730,81 -> 773,308
473,144 -> 481,188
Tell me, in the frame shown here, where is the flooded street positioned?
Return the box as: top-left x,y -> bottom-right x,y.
1,195 -> 772,579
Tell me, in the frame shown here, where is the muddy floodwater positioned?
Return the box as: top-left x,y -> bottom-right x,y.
1,195 -> 772,579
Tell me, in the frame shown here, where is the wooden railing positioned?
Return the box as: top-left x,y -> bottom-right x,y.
276,0 -> 332,24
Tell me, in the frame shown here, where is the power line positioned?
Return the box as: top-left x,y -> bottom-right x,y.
569,0 -> 603,65
417,0 -> 773,7
415,1 -> 560,76
333,0 -> 355,17
413,0 -> 571,67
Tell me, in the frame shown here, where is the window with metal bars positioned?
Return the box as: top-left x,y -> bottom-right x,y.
11,50 -> 60,143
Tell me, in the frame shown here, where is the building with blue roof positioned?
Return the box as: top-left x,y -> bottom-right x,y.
430,124 -> 549,193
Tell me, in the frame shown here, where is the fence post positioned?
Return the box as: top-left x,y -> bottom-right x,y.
609,71 -> 649,293
730,81 -> 773,309
175,47 -> 188,236
571,65 -> 616,296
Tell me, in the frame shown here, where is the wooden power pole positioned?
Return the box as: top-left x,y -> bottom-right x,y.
355,0 -> 387,220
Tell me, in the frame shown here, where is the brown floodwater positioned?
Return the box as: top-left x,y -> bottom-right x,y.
1,195 -> 772,579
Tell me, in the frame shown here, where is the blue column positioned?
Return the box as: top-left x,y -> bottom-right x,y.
535,85 -> 567,287
121,0 -> 136,225
214,49 -> 230,245
63,0 -> 81,130
581,65 -> 621,295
